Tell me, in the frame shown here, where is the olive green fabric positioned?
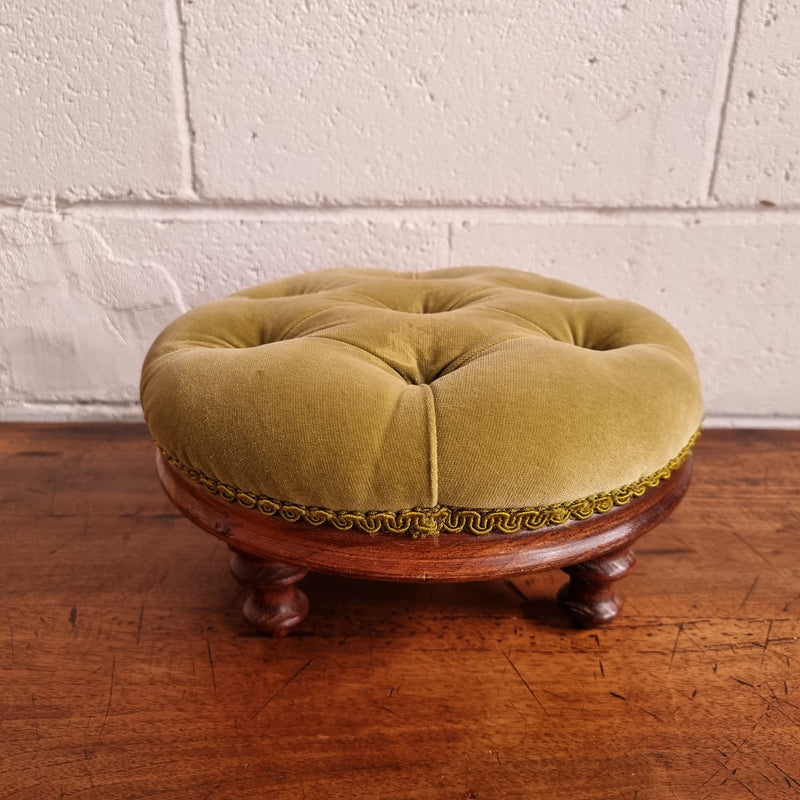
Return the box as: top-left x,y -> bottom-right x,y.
141,267 -> 702,533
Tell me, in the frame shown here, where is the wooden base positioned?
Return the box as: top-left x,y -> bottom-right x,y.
157,452 -> 693,633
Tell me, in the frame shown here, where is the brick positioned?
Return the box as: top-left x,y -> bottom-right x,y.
449,216 -> 800,417
0,212 -> 445,411
0,2 -> 182,199
184,1 -> 725,205
0,211 -> 184,405
90,216 -> 447,306
713,1 -> 800,204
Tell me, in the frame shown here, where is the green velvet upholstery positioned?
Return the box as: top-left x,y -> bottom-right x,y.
141,267 -> 702,537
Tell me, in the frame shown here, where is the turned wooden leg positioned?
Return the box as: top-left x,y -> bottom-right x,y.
229,549 -> 309,636
556,548 -> 636,628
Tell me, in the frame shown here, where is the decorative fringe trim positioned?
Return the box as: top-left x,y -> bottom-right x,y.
161,432 -> 698,539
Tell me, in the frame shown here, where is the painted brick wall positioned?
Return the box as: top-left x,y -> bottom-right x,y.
1,0 -> 798,426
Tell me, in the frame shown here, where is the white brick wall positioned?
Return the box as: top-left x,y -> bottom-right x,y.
1,0 -> 798,426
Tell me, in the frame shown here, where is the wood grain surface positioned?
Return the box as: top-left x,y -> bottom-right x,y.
2,424 -> 800,800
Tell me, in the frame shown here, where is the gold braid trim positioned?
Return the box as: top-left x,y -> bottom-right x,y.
161,431 -> 698,539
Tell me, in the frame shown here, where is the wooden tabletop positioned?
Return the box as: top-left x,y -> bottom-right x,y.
2,424 -> 800,800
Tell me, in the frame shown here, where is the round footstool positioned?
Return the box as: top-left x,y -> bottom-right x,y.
141,267 -> 702,632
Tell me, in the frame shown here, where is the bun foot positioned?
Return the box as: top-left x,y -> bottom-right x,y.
229,549 -> 309,636
557,548 -> 636,628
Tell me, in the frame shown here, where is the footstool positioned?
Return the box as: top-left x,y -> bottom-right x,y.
141,267 -> 702,633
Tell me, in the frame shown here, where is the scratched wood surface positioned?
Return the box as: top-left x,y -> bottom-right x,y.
1,425 -> 800,800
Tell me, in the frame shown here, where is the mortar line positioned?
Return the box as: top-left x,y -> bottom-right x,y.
446,221 -> 454,267
5,197 -> 800,223
165,0 -> 198,198
47,201 -> 800,225
703,0 -> 745,202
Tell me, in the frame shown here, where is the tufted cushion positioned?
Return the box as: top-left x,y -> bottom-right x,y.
141,267 -> 702,537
